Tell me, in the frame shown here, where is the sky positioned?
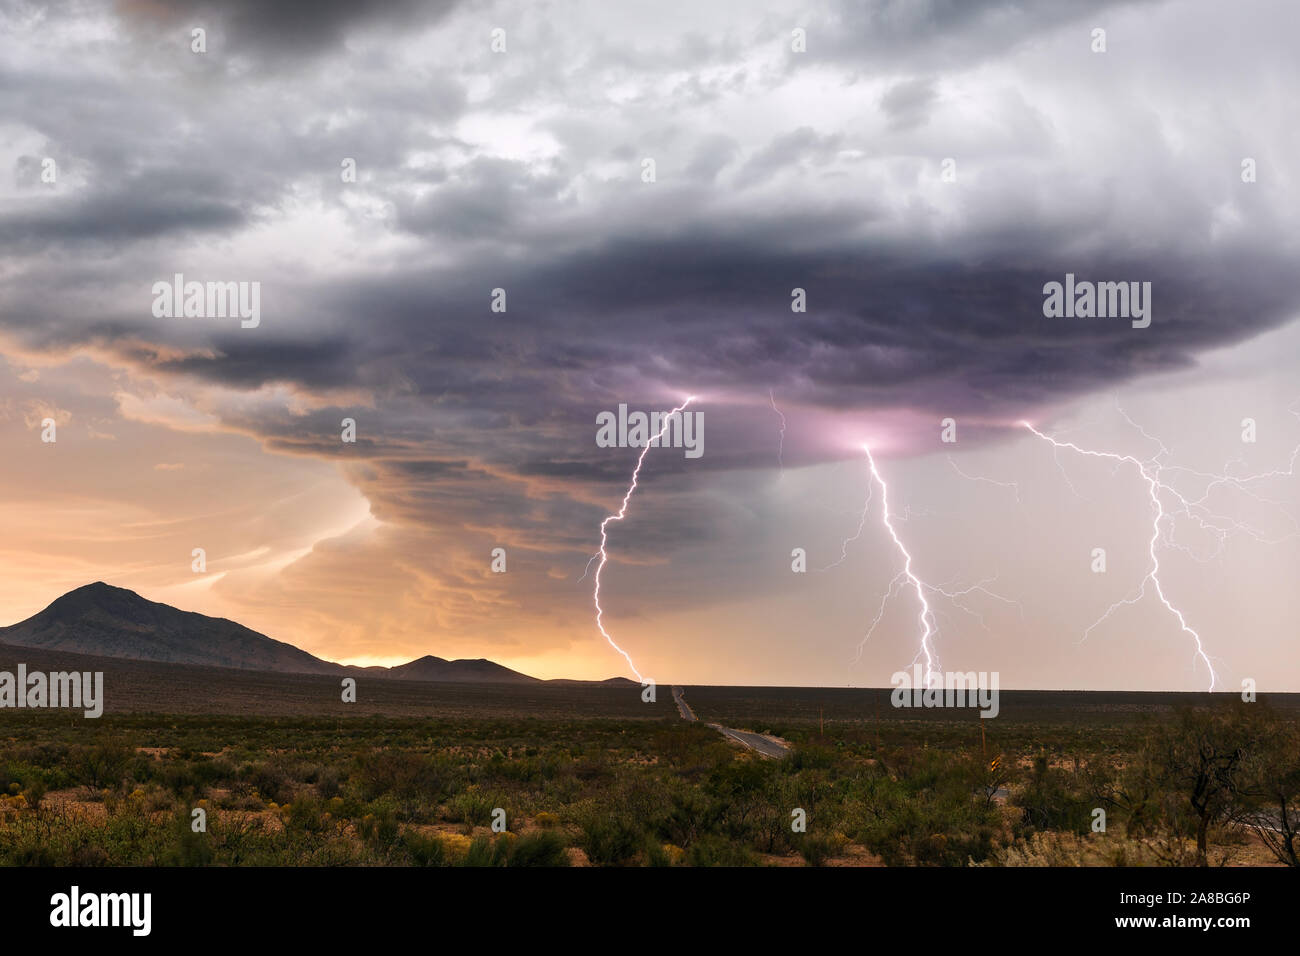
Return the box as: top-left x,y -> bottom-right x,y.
1,0 -> 1296,689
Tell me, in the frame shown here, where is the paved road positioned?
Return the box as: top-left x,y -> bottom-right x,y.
671,686 -> 790,759
671,685 -> 697,722
711,724 -> 790,759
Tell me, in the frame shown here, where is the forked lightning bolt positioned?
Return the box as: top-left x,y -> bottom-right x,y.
861,445 -> 941,686
847,448 -> 1021,681
591,397 -> 695,683
1021,421 -> 1220,691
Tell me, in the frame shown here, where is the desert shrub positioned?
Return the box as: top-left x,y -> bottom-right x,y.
1014,755 -> 1094,835
652,724 -> 733,770
0,761 -> 66,794
447,789 -> 495,827
352,751 -> 445,805
788,744 -> 836,771
400,831 -> 448,866
981,830 -> 1169,867
684,835 -> 754,867
505,830 -> 569,867
242,761 -> 294,806
798,832 -> 839,866
164,814 -> 215,866
286,796 -> 327,833
357,808 -> 400,850
857,765 -> 1002,866
461,834 -> 505,867
652,786 -> 719,848
69,741 -> 133,790
314,767 -> 342,800
172,753 -> 235,790
69,844 -> 112,866
572,754 -> 615,784
21,779 -> 47,811
576,812 -> 644,866
645,840 -> 677,867
162,761 -> 203,797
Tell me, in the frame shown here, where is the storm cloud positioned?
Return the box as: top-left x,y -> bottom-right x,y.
0,0 -> 1295,685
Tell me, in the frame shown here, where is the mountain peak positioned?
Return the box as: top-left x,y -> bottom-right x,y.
387,653 -> 538,684
2,582 -> 340,675
0,583 -> 546,685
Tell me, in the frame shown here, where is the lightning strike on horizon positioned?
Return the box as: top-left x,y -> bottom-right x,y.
861,445 -> 942,686
848,502 -> 1022,667
591,396 -> 696,684
1021,420 -> 1221,691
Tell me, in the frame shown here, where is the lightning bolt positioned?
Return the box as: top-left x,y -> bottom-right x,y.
1114,399 -> 1300,553
814,479 -> 873,572
841,447 -> 1023,681
769,388 -> 786,477
591,396 -> 696,683
861,445 -> 942,686
853,570 -> 906,664
947,454 -> 1022,504
1021,420 -> 1220,691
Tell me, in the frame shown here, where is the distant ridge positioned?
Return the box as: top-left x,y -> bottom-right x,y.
0,582 -> 615,684
387,654 -> 538,685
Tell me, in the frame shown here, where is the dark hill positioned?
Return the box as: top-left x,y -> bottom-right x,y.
0,582 -> 615,685
386,654 -> 538,684
0,582 -> 340,675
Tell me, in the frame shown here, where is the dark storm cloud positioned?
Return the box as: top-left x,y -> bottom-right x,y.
802,0 -> 1159,71
362,226 -> 1296,429
2,168 -> 246,250
879,78 -> 938,131
397,157 -> 569,239
382,459 -> 471,478
1,0 -> 1295,554
153,335 -> 366,392
118,0 -> 462,61
100,216 -> 1297,480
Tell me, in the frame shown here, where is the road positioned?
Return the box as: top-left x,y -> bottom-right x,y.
671,686 -> 790,759
711,724 -> 791,759
671,685 -> 697,722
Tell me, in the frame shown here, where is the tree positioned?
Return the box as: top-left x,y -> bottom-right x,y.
1237,712 -> 1300,867
1135,705 -> 1264,866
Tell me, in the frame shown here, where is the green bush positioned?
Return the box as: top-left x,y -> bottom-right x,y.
400,831 -> 448,866
506,830 -> 569,867
799,833 -> 837,867
577,813 -> 643,866
685,835 -> 755,867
